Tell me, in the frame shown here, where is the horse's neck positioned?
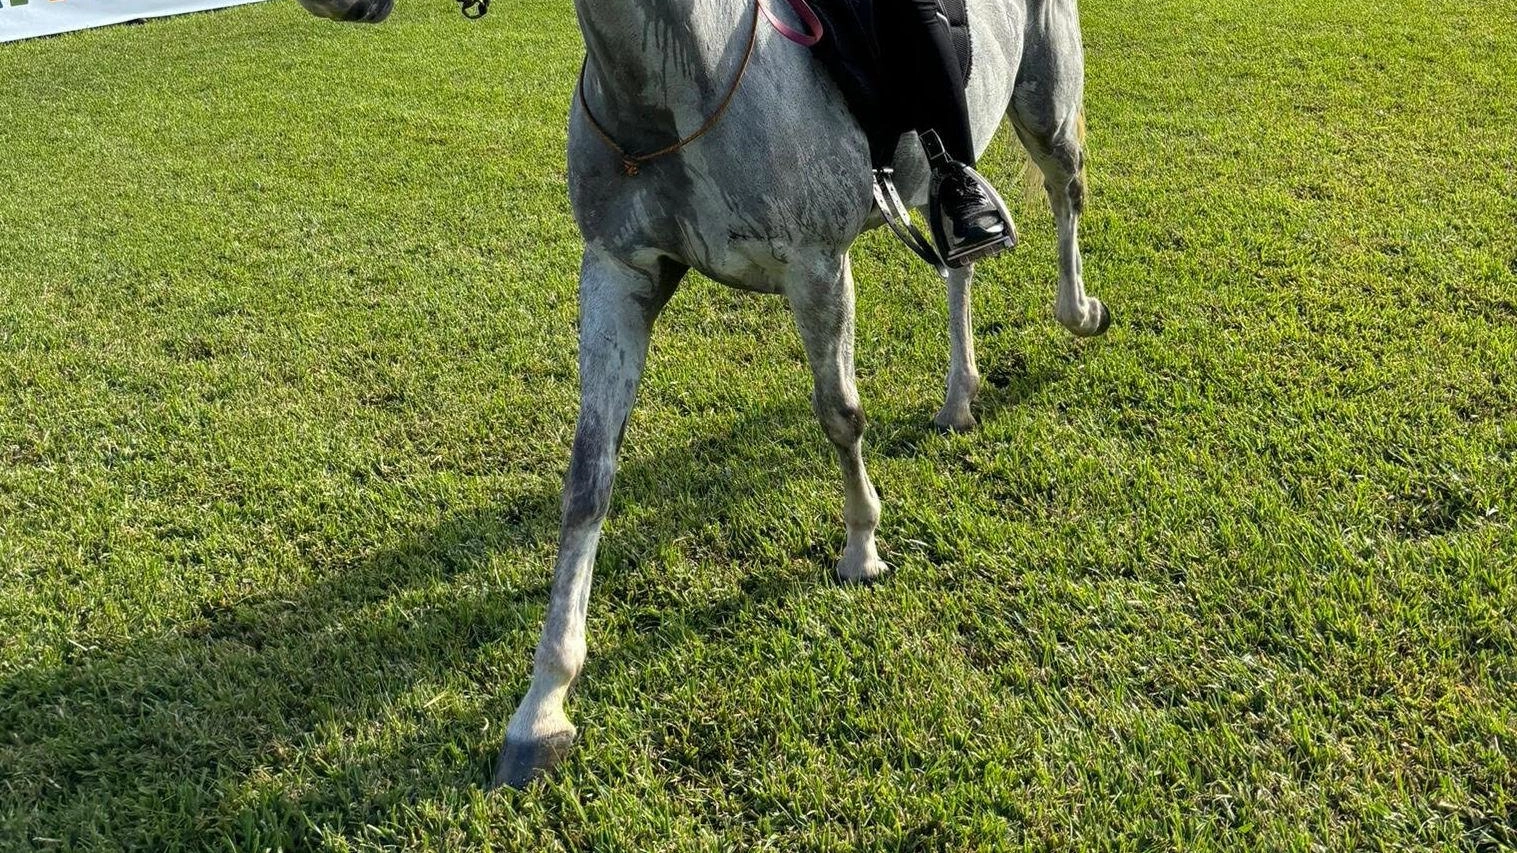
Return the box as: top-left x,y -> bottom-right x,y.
575,0 -> 745,124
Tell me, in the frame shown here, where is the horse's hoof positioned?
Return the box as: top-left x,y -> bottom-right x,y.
932,409 -> 977,433
1059,299 -> 1112,338
1093,301 -> 1113,336
837,552 -> 889,584
490,729 -> 576,791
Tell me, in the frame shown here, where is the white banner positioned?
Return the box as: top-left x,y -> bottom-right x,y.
1,0 -> 269,42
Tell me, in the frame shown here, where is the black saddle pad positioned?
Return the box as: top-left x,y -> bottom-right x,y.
806,0 -> 973,168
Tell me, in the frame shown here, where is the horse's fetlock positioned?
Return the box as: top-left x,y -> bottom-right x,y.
535,636 -> 587,682
962,369 -> 981,397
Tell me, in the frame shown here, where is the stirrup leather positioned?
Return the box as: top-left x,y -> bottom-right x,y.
873,168 -> 951,279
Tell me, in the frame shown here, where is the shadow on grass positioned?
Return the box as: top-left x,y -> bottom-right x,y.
872,353 -> 1067,460
0,399 -> 867,848
0,331 -> 1071,848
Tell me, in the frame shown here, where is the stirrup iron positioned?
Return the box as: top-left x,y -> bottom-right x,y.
921,131 -> 1018,268
873,168 -> 951,279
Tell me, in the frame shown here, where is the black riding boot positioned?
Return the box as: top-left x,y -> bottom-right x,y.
921,130 -> 1016,267
880,0 -> 1015,266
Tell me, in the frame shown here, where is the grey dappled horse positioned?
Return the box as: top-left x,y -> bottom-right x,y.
293,0 -> 1109,788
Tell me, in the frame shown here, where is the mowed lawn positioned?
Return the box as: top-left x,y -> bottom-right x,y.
2,0 -> 1514,848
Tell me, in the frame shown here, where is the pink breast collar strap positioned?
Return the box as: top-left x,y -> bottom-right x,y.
759,0 -> 825,47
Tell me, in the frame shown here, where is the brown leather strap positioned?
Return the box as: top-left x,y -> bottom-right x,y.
577,0 -> 762,176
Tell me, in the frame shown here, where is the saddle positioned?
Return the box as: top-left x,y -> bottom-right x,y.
804,0 -> 973,169
763,0 -> 1001,274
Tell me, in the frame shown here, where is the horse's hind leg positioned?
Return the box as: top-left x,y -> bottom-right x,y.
1010,0 -> 1111,337
933,266 -> 981,432
787,254 -> 886,582
492,248 -> 682,790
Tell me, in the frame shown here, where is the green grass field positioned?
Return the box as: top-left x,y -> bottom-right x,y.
2,0 -> 1515,849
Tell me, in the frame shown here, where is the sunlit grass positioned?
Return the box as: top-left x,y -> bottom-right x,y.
1,0 -> 1513,849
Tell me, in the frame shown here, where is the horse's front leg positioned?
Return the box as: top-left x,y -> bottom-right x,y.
787,254 -> 887,582
492,248 -> 682,790
933,266 -> 981,432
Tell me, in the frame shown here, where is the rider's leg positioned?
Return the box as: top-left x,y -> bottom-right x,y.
884,0 -> 976,166
877,0 -> 1014,266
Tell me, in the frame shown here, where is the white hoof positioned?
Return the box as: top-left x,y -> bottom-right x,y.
837,542 -> 888,583
1057,298 -> 1112,338
932,406 -> 977,433
935,372 -> 981,432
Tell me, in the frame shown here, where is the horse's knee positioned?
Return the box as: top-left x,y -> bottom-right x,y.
815,398 -> 866,448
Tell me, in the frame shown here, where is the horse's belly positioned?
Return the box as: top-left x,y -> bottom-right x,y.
668,226 -> 791,295
663,173 -> 867,292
